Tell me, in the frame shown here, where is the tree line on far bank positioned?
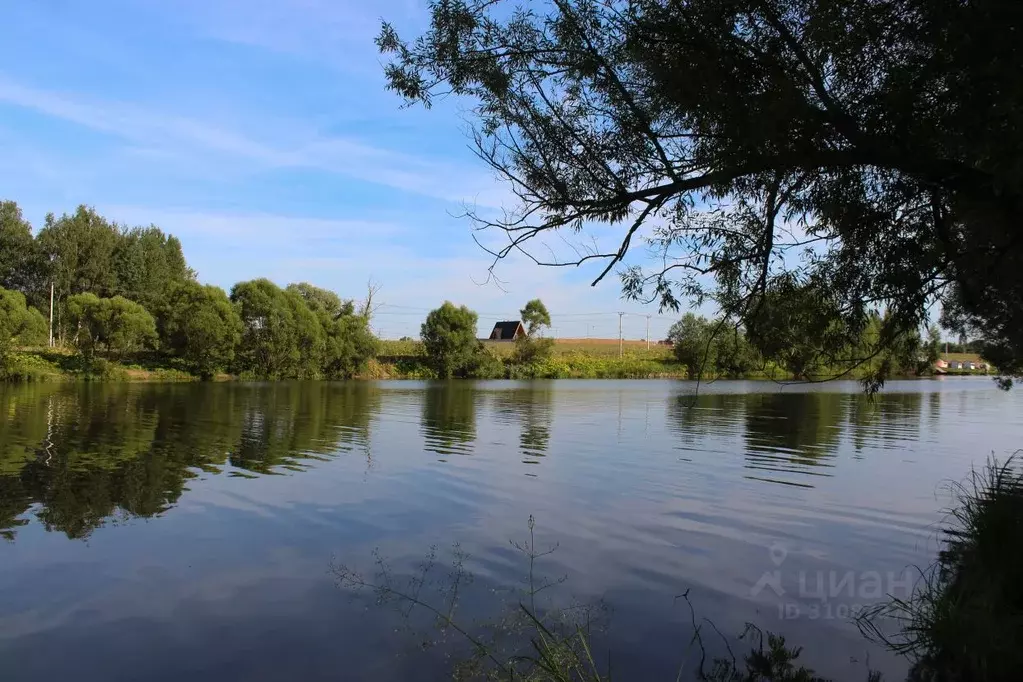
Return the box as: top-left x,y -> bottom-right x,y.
0,199 -> 955,383
0,201 -> 377,379
667,310 -> 943,382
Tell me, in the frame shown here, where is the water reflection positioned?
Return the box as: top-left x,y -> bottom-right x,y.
0,383 -> 381,540
420,383 -> 478,456
1,379 -> 1019,682
666,388 -> 926,487
0,380 -> 972,543
492,385 -> 554,463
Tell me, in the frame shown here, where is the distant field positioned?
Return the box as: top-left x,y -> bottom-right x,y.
379,337 -> 675,360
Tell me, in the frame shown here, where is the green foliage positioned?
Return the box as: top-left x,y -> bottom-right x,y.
17,307 -> 48,347
0,288 -> 44,363
65,293 -> 157,359
380,0 -> 1023,387
713,328 -> 760,378
112,225 -> 193,312
283,287 -> 325,378
159,281 -> 242,379
287,282 -> 379,379
860,458 -> 1023,682
37,207 -> 121,338
0,201 -> 40,295
232,279 -> 313,379
512,335 -> 555,366
745,278 -> 855,381
521,298 -> 551,335
286,282 -> 344,318
421,302 -> 481,378
466,345 -> 506,379
668,313 -> 718,379
0,351 -> 63,383
323,311 -> 379,379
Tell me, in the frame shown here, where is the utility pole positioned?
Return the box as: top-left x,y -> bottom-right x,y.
618,312 -> 624,358
48,281 -> 54,347
645,315 -> 651,350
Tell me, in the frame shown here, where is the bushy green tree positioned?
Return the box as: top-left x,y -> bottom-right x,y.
283,287 -> 325,378
17,307 -> 48,347
37,207 -> 121,338
325,310 -> 379,379
285,282 -> 378,378
0,288 -> 47,363
520,299 -> 551,335
744,278 -> 853,380
232,279 -> 324,378
0,201 -> 41,295
668,314 -> 717,379
65,293 -> 157,359
286,282 -> 344,319
159,281 -> 242,378
512,335 -> 555,366
512,299 -> 555,366
112,226 -> 193,312
421,302 -> 481,378
713,328 -> 761,378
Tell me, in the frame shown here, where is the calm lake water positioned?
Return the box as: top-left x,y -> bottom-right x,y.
1,379 -> 1021,681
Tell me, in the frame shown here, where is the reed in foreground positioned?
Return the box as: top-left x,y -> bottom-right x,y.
859,456 -> 1023,681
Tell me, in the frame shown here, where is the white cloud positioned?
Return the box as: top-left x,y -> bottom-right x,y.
0,76 -> 507,208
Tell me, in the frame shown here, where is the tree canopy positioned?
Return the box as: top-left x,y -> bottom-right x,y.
0,202 -> 39,295
520,298 -> 551,335
0,200 -> 383,380
0,288 -> 46,364
112,226 -> 192,312
65,293 -> 157,359
421,302 -> 482,378
379,0 -> 1023,386
159,281 -> 243,378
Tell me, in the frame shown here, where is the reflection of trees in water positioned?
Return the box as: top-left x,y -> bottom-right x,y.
492,386 -> 554,462
846,391 -> 925,453
0,383 -> 381,541
230,383 -> 380,473
743,392 -> 844,462
666,390 -> 845,486
667,389 -> 929,487
665,392 -> 746,449
421,383 -> 478,456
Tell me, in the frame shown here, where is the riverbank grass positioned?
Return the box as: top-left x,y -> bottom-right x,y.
2,348 -> 199,382
859,457 -> 1023,681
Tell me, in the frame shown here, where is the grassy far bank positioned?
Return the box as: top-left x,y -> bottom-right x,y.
4,340 -> 995,383
3,347 -> 208,382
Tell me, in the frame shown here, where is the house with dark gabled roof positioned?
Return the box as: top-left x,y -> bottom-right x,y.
489,321 -> 527,340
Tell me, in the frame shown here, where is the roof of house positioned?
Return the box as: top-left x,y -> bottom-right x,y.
490,321 -> 525,340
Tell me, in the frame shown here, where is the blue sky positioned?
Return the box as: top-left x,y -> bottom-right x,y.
0,0 -> 684,339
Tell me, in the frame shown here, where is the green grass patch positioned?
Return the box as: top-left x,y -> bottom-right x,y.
3,348 -> 200,382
